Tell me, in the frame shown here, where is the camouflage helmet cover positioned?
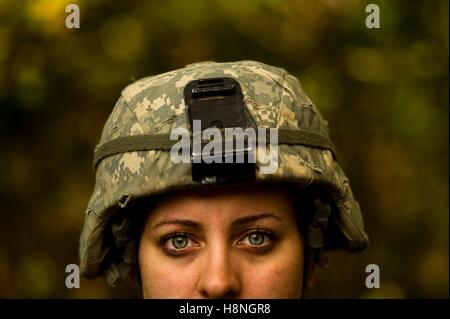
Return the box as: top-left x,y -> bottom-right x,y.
79,60 -> 369,283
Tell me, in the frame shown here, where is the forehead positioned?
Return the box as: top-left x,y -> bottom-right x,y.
146,183 -> 297,223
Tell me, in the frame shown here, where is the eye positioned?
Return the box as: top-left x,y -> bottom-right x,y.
248,232 -> 265,245
172,235 -> 188,249
238,230 -> 275,252
160,233 -> 199,256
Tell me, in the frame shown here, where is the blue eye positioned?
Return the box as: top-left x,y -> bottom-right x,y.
161,233 -> 199,255
172,236 -> 188,249
237,230 -> 277,253
248,232 -> 265,245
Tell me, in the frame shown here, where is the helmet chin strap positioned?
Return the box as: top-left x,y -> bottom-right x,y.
308,199 -> 332,267
302,198 -> 332,297
102,216 -> 138,287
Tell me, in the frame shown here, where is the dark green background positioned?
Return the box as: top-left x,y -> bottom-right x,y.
0,0 -> 448,298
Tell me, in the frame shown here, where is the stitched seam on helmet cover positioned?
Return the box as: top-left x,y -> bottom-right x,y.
275,69 -> 285,127
121,96 -> 146,135
242,63 -> 285,89
154,113 -> 178,132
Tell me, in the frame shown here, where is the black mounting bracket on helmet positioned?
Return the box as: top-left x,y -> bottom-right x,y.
184,77 -> 255,183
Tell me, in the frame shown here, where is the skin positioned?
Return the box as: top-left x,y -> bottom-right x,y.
138,184 -> 315,299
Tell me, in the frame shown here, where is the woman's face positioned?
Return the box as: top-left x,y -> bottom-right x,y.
138,184 -> 306,299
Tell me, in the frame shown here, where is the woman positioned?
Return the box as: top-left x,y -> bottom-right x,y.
139,183 -> 312,298
79,60 -> 369,298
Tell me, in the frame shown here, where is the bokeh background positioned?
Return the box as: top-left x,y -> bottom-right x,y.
0,0 -> 448,298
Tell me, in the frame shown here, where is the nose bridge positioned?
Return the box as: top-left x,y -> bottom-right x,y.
197,238 -> 241,298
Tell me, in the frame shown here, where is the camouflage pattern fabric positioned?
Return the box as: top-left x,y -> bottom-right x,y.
80,60 -> 369,281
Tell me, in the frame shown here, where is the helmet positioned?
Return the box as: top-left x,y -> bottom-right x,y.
79,60 -> 369,286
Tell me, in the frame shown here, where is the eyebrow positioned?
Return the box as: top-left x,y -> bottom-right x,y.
151,218 -> 202,230
151,213 -> 282,230
231,213 -> 282,228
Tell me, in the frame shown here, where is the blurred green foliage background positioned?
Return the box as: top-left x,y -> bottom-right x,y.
0,0 -> 448,298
